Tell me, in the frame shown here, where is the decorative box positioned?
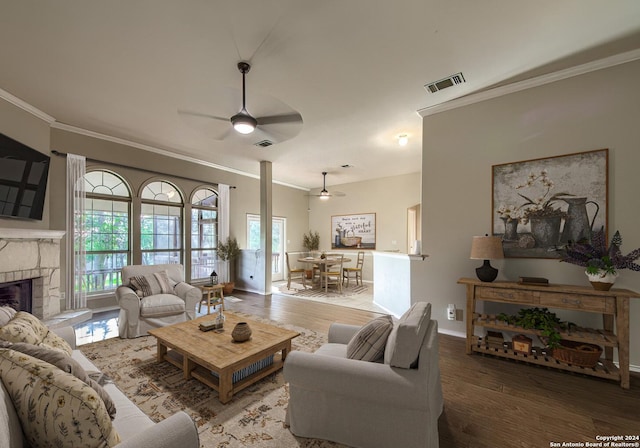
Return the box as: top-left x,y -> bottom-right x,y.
512,334 -> 533,355
485,330 -> 504,349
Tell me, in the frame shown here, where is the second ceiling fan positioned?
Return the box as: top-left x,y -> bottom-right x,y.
307,172 -> 346,200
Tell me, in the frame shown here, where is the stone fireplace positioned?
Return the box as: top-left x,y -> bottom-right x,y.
0,228 -> 65,320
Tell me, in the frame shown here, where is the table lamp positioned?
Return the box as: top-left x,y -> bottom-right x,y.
470,235 -> 504,282
209,270 -> 218,286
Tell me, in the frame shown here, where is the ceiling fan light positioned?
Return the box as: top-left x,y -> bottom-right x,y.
320,189 -> 330,200
231,112 -> 257,134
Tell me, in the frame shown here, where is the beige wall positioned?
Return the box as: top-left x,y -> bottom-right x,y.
307,172 -> 421,281
0,98 -> 51,229
421,59 -> 640,367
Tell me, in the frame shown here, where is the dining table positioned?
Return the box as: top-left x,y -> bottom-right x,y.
297,255 -> 352,289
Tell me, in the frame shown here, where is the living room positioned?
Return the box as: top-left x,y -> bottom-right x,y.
2,2 -> 640,447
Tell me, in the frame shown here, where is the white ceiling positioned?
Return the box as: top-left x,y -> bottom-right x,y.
1,1 -> 639,190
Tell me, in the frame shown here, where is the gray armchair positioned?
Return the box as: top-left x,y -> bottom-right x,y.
284,302 -> 443,448
116,264 -> 200,338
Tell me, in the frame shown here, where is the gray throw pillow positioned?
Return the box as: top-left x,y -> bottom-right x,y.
347,315 -> 394,362
3,341 -> 117,419
384,302 -> 431,368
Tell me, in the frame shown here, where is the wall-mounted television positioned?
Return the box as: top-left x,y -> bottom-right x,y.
0,133 -> 50,220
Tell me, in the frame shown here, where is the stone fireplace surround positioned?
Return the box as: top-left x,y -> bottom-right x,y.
0,228 -> 65,320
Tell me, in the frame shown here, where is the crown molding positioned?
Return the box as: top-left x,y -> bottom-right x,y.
418,48 -> 640,118
49,122 -> 309,191
0,87 -> 56,123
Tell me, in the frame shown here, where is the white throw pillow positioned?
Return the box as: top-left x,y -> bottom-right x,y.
347,315 -> 394,362
384,302 -> 431,368
0,306 -> 17,327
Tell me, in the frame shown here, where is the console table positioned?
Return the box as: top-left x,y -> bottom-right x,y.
458,278 -> 639,389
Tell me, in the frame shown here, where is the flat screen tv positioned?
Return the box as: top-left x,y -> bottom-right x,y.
0,133 -> 50,220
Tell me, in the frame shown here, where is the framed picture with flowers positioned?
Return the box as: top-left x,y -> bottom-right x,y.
492,149 -> 608,258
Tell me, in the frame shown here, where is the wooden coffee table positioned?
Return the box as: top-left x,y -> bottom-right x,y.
148,312 -> 299,403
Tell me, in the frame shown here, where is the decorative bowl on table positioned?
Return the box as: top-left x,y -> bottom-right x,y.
341,236 -> 362,247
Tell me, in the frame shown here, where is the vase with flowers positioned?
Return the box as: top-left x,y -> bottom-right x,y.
561,227 -> 640,290
515,170 -> 569,248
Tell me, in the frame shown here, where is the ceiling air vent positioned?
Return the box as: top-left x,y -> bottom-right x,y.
424,72 -> 465,94
254,139 -> 274,148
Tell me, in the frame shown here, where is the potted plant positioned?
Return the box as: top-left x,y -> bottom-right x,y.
302,230 -> 320,278
561,227 -> 640,290
497,307 -> 567,348
216,236 -> 241,294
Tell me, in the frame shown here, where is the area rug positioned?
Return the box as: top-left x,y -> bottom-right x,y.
80,314 -> 344,448
277,281 -> 369,299
275,282 -> 385,314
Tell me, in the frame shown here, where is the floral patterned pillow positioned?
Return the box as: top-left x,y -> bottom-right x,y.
0,311 -> 72,356
0,349 -> 121,448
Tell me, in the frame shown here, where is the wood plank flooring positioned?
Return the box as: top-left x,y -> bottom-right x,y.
227,291 -> 640,448
88,290 -> 640,447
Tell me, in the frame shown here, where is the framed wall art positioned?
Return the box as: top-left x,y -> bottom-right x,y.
492,149 -> 608,259
331,213 -> 376,250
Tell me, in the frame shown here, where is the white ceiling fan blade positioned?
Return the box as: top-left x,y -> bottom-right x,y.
177,109 -> 229,122
257,113 -> 303,125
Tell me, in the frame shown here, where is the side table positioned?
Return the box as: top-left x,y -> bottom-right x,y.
199,284 -> 225,314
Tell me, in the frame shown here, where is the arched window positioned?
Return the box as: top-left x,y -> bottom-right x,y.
190,187 -> 218,280
140,180 -> 183,265
83,170 -> 131,294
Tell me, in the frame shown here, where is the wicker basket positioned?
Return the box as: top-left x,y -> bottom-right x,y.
552,340 -> 602,368
340,236 -> 362,247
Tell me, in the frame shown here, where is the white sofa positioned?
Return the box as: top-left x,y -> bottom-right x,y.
116,264 -> 200,338
0,319 -> 199,448
284,302 -> 443,448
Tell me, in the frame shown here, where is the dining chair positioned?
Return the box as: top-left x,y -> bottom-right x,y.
343,251 -> 365,287
286,252 -> 307,289
320,254 -> 344,293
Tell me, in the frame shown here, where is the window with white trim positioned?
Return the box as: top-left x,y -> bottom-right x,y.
140,181 -> 183,266
82,170 -> 131,295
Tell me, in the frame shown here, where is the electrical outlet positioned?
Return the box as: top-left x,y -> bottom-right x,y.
447,304 -> 456,321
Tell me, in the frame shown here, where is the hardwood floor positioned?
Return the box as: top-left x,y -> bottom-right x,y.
82,290 -> 640,447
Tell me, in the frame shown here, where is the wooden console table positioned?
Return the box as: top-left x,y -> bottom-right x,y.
458,278 -> 639,389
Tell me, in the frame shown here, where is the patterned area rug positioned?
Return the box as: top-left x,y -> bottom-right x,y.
277,282 -> 369,298
80,313 -> 344,447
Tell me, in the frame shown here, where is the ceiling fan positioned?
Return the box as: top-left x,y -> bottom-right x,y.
307,172 -> 346,200
179,61 -> 303,142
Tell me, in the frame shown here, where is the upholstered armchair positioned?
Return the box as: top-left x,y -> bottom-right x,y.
116,264 -> 200,338
284,302 -> 443,448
